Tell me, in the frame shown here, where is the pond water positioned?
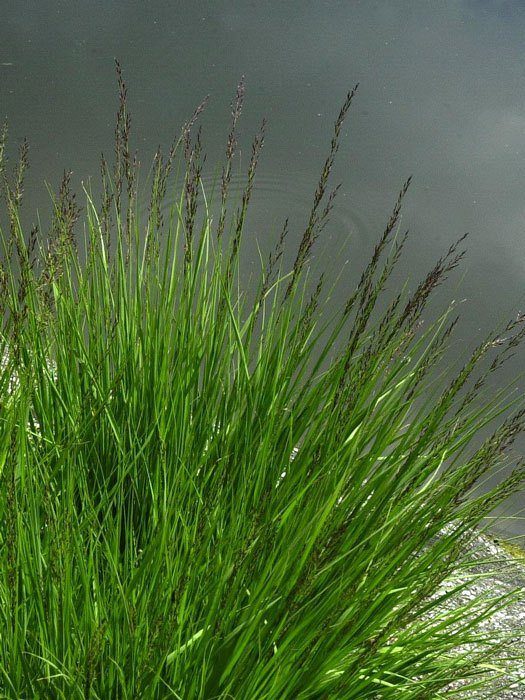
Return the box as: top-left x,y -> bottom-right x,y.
1,0 -> 524,541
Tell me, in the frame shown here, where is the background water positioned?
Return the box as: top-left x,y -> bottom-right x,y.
1,0 -> 524,541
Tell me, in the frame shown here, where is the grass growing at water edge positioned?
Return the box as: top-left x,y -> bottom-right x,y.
0,65 -> 524,698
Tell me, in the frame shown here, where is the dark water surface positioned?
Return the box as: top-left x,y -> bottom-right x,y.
1,1 -> 524,540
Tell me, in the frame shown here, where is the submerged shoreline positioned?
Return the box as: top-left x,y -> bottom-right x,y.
447,533 -> 525,698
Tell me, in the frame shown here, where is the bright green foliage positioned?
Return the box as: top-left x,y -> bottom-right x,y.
0,70 -> 524,698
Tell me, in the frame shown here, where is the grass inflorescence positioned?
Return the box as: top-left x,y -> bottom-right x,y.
0,65 -> 524,698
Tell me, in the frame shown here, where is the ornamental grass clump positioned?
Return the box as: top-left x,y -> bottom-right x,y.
0,64 -> 524,698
